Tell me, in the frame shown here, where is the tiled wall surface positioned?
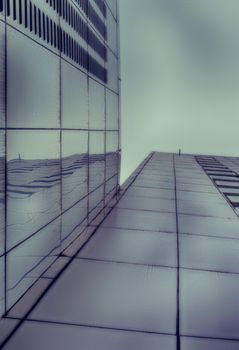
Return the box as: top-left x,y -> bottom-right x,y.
0,0 -> 120,318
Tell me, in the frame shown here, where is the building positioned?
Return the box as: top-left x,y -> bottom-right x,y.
1,151 -> 239,348
0,0 -> 121,333
1,1 -> 239,349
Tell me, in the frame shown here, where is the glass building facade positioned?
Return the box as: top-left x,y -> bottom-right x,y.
1,1 -> 239,348
0,0 -> 120,321
2,151 -> 239,349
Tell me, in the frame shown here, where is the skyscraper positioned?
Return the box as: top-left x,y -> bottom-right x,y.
1,1 -> 239,349
0,0 -> 120,328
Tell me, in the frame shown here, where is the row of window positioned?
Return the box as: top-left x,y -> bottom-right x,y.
52,0 -> 107,39
93,0 -> 106,18
0,1 -> 107,82
87,1 -> 106,39
44,0 -> 107,38
196,156 -> 239,212
0,0 -> 107,60
45,0 -> 107,59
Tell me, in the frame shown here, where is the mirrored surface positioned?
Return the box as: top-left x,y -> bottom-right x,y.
7,278 -> 51,319
181,337 -> 239,350
107,50 -> 119,93
61,197 -> 88,246
89,79 -> 105,130
180,234 -> 239,273
0,21 -> 5,128
105,174 -> 118,205
4,321 -> 176,350
117,196 -> 175,213
0,318 -> 19,344
126,186 -> 175,200
176,190 -> 225,203
89,186 -> 105,222
0,0 -> 121,332
89,131 -> 105,191
106,131 -> 118,180
177,183 -> 218,193
43,256 -> 70,279
0,131 -> 5,256
62,131 -> 88,210
102,208 -> 176,233
106,9 -> 118,55
79,227 -> 177,267
178,214 -> 239,239
106,89 -> 119,130
180,269 -> 239,339
61,62 -> 88,129
3,150 -> 239,347
7,131 -> 61,250
0,255 -> 5,317
7,27 -> 60,128
6,217 -> 60,310
177,199 -> 236,218
133,178 -> 174,190
29,259 -> 177,334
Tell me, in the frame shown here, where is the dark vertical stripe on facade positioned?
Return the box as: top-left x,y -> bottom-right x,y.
6,0 -> 10,16
46,16 -> 49,42
29,1 -> 32,31
12,0 -> 16,20
1,0 -> 107,84
50,20 -> 53,45
42,13 -> 45,40
54,23 -> 57,47
38,9 -> 41,38
24,0 -> 28,28
34,5 -> 37,35
19,0 -> 22,24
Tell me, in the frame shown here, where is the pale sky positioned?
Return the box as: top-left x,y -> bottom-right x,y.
119,0 -> 239,183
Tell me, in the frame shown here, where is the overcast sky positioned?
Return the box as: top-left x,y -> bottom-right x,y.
119,0 -> 239,182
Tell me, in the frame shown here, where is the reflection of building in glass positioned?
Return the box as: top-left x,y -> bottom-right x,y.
2,1 -> 238,349
2,151 -> 239,349
0,0 -> 120,327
